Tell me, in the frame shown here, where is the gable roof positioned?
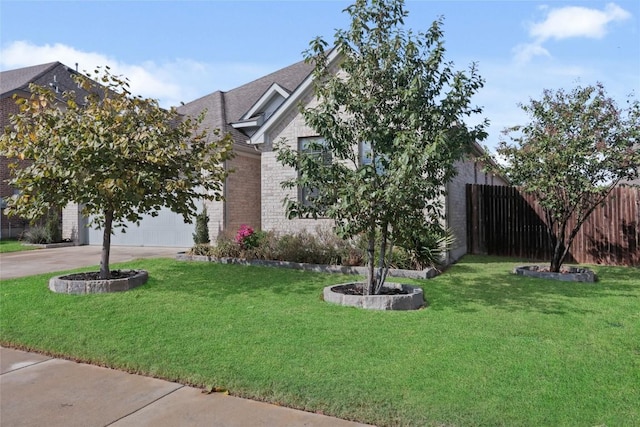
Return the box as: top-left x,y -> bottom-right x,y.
177,60 -> 313,152
0,62 -> 93,104
248,49 -> 342,145
0,62 -> 60,98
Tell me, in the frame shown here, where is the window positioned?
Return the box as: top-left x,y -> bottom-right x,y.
299,136 -> 330,206
359,141 -> 386,174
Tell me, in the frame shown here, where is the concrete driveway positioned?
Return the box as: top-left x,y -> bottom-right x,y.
0,245 -> 185,279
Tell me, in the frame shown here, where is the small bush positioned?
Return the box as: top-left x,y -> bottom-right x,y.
192,208 -> 210,245
190,225 -> 443,270
190,243 -> 214,256
22,225 -> 51,244
211,235 -> 242,258
235,224 -> 259,249
44,211 -> 62,243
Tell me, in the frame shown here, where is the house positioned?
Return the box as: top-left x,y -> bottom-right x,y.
179,53 -> 505,262
241,51 -> 507,262
175,60 -> 313,242
79,60 -> 314,247
1,58 -> 506,262
0,62 -> 91,239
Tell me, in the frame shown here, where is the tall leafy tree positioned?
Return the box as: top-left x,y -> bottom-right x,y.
495,83 -> 640,272
277,0 -> 487,294
0,67 -> 234,278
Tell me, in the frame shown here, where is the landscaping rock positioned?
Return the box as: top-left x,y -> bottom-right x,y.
176,252 -> 439,280
513,265 -> 597,282
49,270 -> 148,294
323,283 -> 425,310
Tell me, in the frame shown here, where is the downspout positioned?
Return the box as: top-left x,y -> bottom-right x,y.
217,90 -> 230,232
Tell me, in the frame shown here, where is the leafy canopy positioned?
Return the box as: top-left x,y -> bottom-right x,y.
1,67 -> 234,277
495,83 -> 640,271
277,0 -> 487,293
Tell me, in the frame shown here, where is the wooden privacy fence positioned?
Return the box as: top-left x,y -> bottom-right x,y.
466,184 -> 640,266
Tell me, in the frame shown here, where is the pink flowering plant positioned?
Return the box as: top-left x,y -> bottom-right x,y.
235,224 -> 259,249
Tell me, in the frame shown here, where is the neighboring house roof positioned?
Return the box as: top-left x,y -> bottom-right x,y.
177,60 -> 313,153
0,62 -> 84,99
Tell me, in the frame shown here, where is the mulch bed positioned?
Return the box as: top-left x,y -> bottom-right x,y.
59,270 -> 139,281
331,283 -> 409,296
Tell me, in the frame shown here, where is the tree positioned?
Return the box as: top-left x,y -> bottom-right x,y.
0,67 -> 234,278
495,83 -> 640,272
277,0 -> 487,294
192,206 -> 211,245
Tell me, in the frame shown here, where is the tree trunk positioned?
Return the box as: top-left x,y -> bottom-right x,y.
365,229 -> 376,295
550,240 -> 564,273
100,209 -> 113,279
374,223 -> 389,295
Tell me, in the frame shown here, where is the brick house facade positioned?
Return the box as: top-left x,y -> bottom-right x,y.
247,51 -> 507,263
2,58 -> 506,258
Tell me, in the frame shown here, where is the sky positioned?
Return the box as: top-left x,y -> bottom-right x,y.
1,0 -> 638,152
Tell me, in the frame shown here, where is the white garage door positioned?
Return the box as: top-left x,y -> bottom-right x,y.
88,207 -> 195,247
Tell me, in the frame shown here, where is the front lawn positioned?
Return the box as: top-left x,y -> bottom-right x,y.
0,239 -> 39,253
1,256 -> 638,426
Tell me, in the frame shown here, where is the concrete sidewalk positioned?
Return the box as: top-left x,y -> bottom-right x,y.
0,347 -> 370,427
0,245 -> 184,279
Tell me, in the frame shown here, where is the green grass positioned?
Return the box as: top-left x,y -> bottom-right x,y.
1,256 -> 638,426
0,239 -> 39,253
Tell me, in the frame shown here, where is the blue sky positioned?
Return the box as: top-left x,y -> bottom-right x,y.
1,0 -> 638,151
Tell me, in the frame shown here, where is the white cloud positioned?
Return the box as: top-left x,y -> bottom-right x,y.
530,3 -> 631,41
0,41 -> 278,108
512,42 -> 551,65
515,3 -> 632,63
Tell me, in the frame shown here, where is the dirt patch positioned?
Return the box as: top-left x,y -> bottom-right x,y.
330,283 -> 410,296
59,270 -> 140,281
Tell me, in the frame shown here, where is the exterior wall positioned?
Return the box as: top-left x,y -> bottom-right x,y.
261,93 -> 333,234
225,150 -> 261,235
260,87 -> 509,259
204,198 -> 224,242
1,65 -> 97,240
62,203 -> 88,244
1,96 -> 31,239
202,149 -> 262,243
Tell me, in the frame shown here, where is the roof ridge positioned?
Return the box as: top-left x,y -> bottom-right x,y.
228,59 -> 308,94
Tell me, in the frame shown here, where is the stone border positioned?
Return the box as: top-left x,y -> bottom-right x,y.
323,283 -> 425,310
22,241 -> 75,249
176,252 -> 439,280
49,270 -> 149,294
513,265 -> 597,282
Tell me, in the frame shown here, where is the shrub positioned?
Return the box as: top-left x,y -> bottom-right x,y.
190,243 -> 214,256
235,224 -> 260,249
211,234 -> 242,258
195,225 -> 441,270
192,207 -> 210,245
22,225 -> 51,244
44,211 -> 62,243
